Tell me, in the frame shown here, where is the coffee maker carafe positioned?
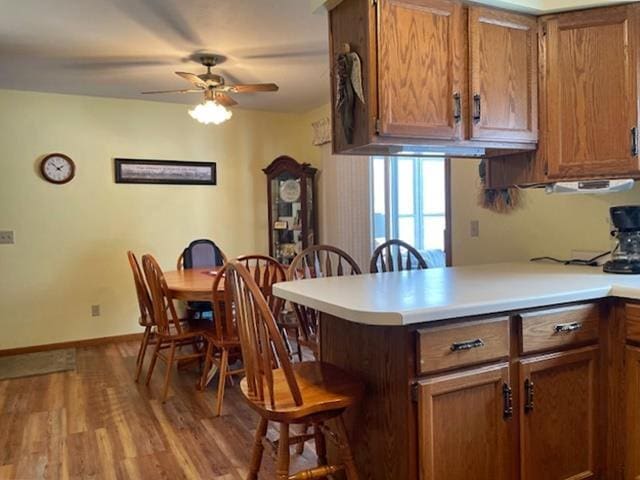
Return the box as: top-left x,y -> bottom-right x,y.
604,206 -> 640,274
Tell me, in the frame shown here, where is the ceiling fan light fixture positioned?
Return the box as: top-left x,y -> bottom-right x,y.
188,100 -> 232,125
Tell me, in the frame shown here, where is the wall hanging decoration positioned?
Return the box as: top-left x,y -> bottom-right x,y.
335,43 -> 364,144
477,159 -> 521,213
114,159 -> 216,185
311,117 -> 332,146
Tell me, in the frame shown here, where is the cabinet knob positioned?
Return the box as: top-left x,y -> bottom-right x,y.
450,338 -> 484,352
632,127 -> 638,157
524,379 -> 535,413
554,322 -> 582,333
472,94 -> 482,124
453,93 -> 462,124
503,383 -> 513,420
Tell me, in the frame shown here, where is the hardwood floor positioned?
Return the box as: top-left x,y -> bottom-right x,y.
0,341 -> 315,479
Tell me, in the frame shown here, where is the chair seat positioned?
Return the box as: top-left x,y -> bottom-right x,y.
240,361 -> 364,422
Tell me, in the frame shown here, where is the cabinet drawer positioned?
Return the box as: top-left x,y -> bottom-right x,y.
625,303 -> 640,343
518,303 -> 599,355
417,317 -> 510,375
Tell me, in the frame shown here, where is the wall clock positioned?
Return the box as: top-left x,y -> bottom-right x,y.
40,153 -> 75,184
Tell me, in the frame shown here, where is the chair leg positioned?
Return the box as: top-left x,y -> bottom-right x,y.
247,417 -> 268,480
161,341 -> 177,402
145,338 -> 162,386
134,327 -> 151,382
296,333 -> 304,363
199,340 -> 214,390
335,416 -> 359,480
314,422 -> 327,467
277,422 -> 290,480
296,423 -> 308,454
214,348 -> 229,417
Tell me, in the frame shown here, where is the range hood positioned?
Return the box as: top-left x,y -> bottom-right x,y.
545,179 -> 635,195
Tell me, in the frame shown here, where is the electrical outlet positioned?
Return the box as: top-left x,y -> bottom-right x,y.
0,231 -> 14,244
91,305 -> 101,317
470,220 -> 480,238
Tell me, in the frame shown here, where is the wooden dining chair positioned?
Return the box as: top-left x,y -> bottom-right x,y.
142,254 -> 209,402
200,255 -> 287,416
369,239 -> 428,273
226,262 -> 363,480
127,251 -> 156,382
288,245 -> 362,360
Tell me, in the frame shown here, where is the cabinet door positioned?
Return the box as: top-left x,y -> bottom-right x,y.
378,0 -> 465,140
469,7 -> 537,143
544,5 -> 640,179
520,347 -> 599,480
417,363 -> 512,480
626,346 -> 640,480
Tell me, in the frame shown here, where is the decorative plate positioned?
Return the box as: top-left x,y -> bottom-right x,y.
279,179 -> 301,203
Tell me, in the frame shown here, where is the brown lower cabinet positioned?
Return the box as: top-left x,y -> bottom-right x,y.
626,346 -> 640,480
417,363 -> 512,480
320,300 -> 637,480
519,347 -> 600,480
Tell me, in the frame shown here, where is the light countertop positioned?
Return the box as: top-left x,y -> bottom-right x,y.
273,262 -> 640,326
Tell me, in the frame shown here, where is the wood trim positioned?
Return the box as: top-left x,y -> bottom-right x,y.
0,332 -> 144,357
444,158 -> 452,266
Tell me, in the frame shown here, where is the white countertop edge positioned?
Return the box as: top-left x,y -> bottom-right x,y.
274,283 -> 614,326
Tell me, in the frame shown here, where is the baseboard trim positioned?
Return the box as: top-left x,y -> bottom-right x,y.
0,332 -> 144,357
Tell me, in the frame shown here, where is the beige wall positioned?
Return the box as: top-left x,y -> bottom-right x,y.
450,159 -> 640,265
0,89 -> 309,350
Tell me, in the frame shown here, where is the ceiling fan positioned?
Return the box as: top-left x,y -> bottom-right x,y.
142,55 -> 279,124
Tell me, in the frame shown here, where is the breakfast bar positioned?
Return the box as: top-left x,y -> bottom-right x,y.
274,262 -> 640,480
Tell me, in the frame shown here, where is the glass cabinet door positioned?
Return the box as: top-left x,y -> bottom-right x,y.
271,173 -> 303,264
264,156 -> 317,265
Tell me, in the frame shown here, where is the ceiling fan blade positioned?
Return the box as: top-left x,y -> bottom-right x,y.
215,93 -> 238,107
141,89 -> 203,94
175,72 -> 208,88
227,83 -> 279,93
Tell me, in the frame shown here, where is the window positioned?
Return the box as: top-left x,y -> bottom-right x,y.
372,156 -> 449,266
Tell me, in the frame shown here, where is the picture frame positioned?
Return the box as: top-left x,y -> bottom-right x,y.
114,158 -> 216,185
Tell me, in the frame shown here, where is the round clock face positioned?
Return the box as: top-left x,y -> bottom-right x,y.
41,153 -> 75,184
279,179 -> 301,203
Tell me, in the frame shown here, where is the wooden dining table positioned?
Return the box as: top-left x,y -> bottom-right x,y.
164,267 -> 223,302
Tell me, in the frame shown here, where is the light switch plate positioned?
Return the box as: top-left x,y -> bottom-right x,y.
470,220 -> 480,238
0,231 -> 14,244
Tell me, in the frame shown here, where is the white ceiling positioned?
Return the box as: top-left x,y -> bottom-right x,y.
0,0 -> 330,113
2,0 -> 637,113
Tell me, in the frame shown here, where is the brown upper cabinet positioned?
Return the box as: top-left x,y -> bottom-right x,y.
328,0 -> 538,157
378,0 -> 465,140
542,5 -> 640,179
469,7 -> 538,143
487,3 -> 640,187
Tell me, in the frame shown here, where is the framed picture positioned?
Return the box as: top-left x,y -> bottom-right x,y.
114,159 -> 216,185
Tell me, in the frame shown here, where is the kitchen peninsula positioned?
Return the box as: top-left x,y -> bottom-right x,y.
274,262 -> 640,480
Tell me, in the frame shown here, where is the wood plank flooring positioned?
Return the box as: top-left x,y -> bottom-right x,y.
0,341 -> 315,479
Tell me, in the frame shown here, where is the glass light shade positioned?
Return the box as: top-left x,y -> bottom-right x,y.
188,100 -> 232,125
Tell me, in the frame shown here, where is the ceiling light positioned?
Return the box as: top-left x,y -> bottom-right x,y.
188,100 -> 232,125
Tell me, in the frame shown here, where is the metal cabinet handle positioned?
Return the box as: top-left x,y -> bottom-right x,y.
472,94 -> 481,124
632,127 -> 638,157
503,383 -> 513,420
450,338 -> 485,352
524,379 -> 535,413
453,93 -> 462,124
554,322 -> 582,333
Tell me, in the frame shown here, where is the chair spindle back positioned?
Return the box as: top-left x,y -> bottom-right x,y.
370,239 -> 428,273
142,254 -> 183,336
127,251 -> 154,326
287,245 -> 361,353
227,262 -> 302,409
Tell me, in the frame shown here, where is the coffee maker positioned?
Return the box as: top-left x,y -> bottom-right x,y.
604,206 -> 640,274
